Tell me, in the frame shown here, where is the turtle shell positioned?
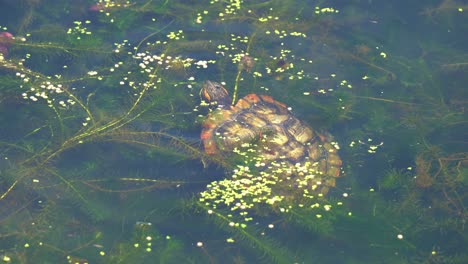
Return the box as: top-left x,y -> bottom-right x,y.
201,93 -> 342,193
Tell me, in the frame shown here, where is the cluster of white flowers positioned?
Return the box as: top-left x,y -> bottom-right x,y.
195,10 -> 209,24
166,30 -> 184,40
66,20 -> 92,40
17,73 -> 75,107
349,138 -> 384,154
134,52 -> 215,72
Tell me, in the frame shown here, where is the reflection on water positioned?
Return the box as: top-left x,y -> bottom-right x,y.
0,0 -> 466,263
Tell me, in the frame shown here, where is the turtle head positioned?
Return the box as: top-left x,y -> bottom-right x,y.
201,80 -> 232,108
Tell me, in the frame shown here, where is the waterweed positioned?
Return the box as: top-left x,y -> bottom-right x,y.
1,0 -> 466,263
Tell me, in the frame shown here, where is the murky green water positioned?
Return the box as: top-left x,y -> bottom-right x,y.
0,0 -> 466,263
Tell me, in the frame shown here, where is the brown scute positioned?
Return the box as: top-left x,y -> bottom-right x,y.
322,142 -> 336,153
235,127 -> 257,142
201,89 -> 343,197
324,178 -> 336,187
216,122 -> 257,151
296,127 -> 313,143
237,112 -> 268,128
327,166 -> 341,178
253,104 -> 276,115
286,119 -> 313,143
235,97 -> 253,109
327,153 -> 343,167
318,160 -> 328,174
204,107 -> 235,128
251,95 -> 289,115
265,125 -> 289,146
259,94 -> 287,109
307,141 -> 324,161
283,141 -> 306,161
216,121 -> 243,136
264,114 -> 289,124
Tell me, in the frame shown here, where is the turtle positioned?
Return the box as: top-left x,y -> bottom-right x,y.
200,80 -> 342,197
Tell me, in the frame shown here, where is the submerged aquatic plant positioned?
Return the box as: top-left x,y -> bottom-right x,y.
0,0 -> 466,263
